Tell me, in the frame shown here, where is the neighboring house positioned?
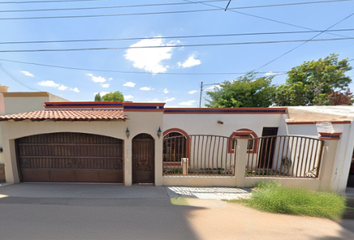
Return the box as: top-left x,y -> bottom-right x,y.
0,85 -> 353,193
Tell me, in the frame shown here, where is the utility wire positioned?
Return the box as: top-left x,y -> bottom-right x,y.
0,0 -> 113,4
0,64 -> 39,91
0,0 -> 353,20
0,0 -> 228,12
183,0 -> 352,39
0,37 -> 353,53
0,0 -> 351,13
255,12 -> 354,70
0,58 -> 281,75
1,28 -> 354,45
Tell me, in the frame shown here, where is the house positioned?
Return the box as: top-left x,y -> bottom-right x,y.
0,85 -> 353,193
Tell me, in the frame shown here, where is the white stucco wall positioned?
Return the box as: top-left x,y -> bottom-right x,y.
163,113 -> 283,138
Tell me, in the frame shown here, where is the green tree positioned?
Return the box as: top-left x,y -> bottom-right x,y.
273,54 -> 352,106
94,93 -> 102,101
206,72 -> 276,108
102,91 -> 125,102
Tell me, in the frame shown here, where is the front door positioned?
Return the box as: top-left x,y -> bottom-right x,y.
258,127 -> 278,169
132,134 -> 154,184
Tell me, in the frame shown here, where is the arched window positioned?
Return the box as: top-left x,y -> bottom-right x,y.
229,129 -> 258,153
163,128 -> 190,164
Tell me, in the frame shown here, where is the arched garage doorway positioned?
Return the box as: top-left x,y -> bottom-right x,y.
15,132 -> 124,183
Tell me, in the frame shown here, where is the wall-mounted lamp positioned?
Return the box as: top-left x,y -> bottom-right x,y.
125,127 -> 130,139
0,147 -> 3,153
157,127 -> 162,139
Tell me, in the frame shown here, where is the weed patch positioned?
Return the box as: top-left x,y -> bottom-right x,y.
231,182 -> 346,220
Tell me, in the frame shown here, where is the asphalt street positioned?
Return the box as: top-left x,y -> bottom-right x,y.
0,183 -> 199,240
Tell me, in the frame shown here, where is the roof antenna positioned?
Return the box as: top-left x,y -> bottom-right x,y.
225,0 -> 232,11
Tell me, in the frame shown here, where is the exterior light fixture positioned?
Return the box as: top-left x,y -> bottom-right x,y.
157,127 -> 162,139
0,147 -> 3,152
125,127 -> 130,139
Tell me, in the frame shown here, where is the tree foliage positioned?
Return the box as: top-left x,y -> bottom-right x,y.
94,93 -> 102,101
273,54 -> 352,106
102,91 -> 124,102
328,89 -> 354,105
206,73 -> 276,108
94,91 -> 124,102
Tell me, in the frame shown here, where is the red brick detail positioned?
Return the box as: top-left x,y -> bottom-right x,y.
318,132 -> 342,140
286,121 -> 351,125
229,129 -> 258,153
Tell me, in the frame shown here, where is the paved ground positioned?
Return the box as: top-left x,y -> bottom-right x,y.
1,183 -> 354,240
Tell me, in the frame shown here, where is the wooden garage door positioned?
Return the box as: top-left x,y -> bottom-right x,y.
16,132 -> 123,183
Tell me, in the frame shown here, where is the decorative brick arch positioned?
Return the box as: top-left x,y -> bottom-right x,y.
163,128 -> 189,138
229,128 -> 259,153
163,128 -> 190,163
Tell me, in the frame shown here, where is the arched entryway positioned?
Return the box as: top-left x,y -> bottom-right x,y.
15,132 -> 124,183
132,133 -> 155,184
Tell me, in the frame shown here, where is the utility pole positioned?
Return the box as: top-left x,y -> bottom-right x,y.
199,81 -> 203,108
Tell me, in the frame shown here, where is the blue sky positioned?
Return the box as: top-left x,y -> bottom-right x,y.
0,0 -> 353,107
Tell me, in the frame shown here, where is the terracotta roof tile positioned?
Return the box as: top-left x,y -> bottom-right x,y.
0,110 -> 128,121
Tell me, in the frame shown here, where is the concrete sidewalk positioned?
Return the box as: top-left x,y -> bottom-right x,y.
0,183 -> 252,200
0,183 -> 168,199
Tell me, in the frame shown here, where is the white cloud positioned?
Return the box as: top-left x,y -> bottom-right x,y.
21,71 -> 34,77
101,83 -> 110,88
38,80 -> 77,92
87,73 -> 106,83
265,71 -> 283,76
204,85 -> 221,91
163,88 -> 168,94
189,90 -> 198,94
108,78 -> 113,81
70,87 -> 80,93
140,86 -> 154,91
123,81 -> 136,87
124,37 -> 177,74
147,98 -> 162,102
38,80 -> 59,87
165,97 -> 175,102
58,85 -> 68,91
124,95 -> 134,100
179,100 -> 196,106
177,55 -> 201,68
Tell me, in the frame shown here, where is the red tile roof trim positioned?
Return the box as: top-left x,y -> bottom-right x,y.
0,110 -> 128,121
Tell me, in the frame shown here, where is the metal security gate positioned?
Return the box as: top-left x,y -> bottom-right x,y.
163,135 -> 236,176
16,132 -> 124,183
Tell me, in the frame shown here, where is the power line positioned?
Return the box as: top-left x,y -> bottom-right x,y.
1,0 -> 351,13
0,37 -> 353,53
0,0 -> 228,12
0,64 -> 39,91
255,12 -> 354,70
0,58 -> 282,75
0,1 -> 353,20
0,0 -> 113,4
1,28 -> 354,45
183,0 -> 352,39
